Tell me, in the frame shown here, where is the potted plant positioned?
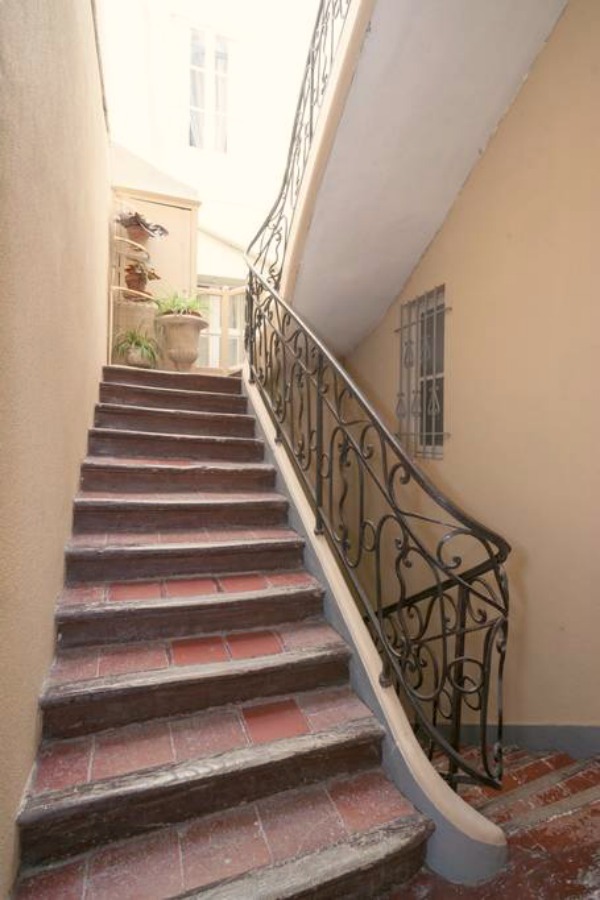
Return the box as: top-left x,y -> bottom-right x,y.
113,329 -> 159,369
116,210 -> 169,243
124,260 -> 160,293
155,294 -> 209,372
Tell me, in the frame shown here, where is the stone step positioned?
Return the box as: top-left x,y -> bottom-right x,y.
88,428 -> 265,462
80,456 -> 277,493
41,643 -> 351,738
64,530 -> 304,584
57,578 -> 324,647
15,771 -> 430,897
19,718 -> 383,865
100,381 -> 248,415
94,403 -> 255,439
479,758 -> 600,826
103,364 -> 243,395
72,492 -> 289,533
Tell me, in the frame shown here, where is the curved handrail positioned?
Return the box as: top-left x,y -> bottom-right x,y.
245,0 -> 511,789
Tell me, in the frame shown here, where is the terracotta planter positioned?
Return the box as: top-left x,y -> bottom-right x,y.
124,272 -> 148,292
157,313 -> 208,372
125,224 -> 150,244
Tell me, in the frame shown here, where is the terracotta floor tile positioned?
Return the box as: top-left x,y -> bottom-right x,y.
181,806 -> 270,890
15,859 -> 86,899
267,571 -> 314,587
218,573 -> 269,593
242,699 -> 309,745
171,635 -> 228,666
98,644 -> 169,677
59,584 -> 106,606
299,686 -> 371,731
108,581 -> 162,602
171,708 -> 248,762
279,621 -> 341,651
92,721 -> 173,781
501,753 -> 574,791
33,738 -> 92,793
329,771 -> 415,833
512,799 -> 600,854
258,785 -> 346,863
87,829 -> 183,900
164,577 -> 218,597
51,649 -> 99,684
226,630 -> 282,659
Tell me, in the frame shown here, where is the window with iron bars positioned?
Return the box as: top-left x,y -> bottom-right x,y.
396,285 -> 446,459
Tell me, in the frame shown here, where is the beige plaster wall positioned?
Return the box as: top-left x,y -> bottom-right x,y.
0,1 -> 109,891
347,0 -> 599,729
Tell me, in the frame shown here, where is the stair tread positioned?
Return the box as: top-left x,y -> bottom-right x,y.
58,571 -> 320,607
16,771 -> 426,899
103,364 -> 243,394
74,490 -> 287,506
48,620 -> 346,687
83,455 -> 275,471
66,527 -> 302,552
29,685 -> 374,797
101,380 -> 247,403
480,758 -> 600,825
97,401 -> 254,423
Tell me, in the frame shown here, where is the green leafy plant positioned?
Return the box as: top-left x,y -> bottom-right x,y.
155,294 -> 204,317
113,330 -> 159,366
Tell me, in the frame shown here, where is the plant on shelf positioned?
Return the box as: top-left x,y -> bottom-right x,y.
113,329 -> 159,369
124,260 -> 160,293
155,294 -> 208,372
116,210 -> 169,242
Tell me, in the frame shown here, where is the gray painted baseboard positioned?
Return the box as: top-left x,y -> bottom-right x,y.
453,725 -> 599,759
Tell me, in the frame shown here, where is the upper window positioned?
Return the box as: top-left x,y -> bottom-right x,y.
396,285 -> 446,459
189,30 -> 229,153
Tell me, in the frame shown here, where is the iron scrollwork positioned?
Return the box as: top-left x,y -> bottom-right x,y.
245,0 -> 511,790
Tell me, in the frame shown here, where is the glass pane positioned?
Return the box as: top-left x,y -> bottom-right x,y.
191,29 -> 205,67
189,109 -> 204,148
190,70 -> 204,109
215,37 -> 228,74
197,334 -> 210,367
228,336 -> 242,367
228,295 -> 244,330
215,74 -> 227,114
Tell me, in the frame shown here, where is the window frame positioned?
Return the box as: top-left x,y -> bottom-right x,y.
396,285 -> 447,460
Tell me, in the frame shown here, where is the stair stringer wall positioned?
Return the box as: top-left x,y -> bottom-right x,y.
243,364 -> 507,885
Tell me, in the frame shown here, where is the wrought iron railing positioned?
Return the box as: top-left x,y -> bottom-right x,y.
246,0 -> 510,789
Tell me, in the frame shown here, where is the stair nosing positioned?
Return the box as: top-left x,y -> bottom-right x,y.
476,757 -> 598,817
20,717 -> 383,820
89,426 -> 263,447
65,534 -> 304,556
503,781 -> 600,833
96,402 -> 254,424
56,584 -> 324,619
42,644 -> 351,704
176,813 -> 433,900
100,381 -> 247,403
82,456 -> 275,471
73,494 -> 288,510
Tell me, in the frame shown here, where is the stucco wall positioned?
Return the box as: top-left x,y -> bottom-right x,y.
347,0 -> 599,731
0,1 -> 109,891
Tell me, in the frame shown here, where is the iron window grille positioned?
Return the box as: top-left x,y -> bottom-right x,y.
396,285 -> 447,459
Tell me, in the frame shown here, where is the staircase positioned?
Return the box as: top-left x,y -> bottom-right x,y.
14,365 -> 433,899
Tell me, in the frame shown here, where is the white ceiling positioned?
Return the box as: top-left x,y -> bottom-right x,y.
291,0 -> 567,355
